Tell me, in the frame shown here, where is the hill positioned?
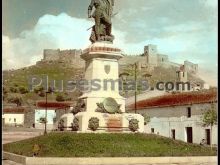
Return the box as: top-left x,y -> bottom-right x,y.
2,61 -> 205,106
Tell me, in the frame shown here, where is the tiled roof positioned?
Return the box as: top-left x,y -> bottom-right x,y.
127,89 -> 217,110
36,101 -> 73,109
3,107 -> 25,114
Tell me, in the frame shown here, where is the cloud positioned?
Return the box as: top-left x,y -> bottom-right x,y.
3,13 -> 92,70
2,10 -> 217,86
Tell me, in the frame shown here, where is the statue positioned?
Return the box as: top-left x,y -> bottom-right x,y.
88,0 -> 115,43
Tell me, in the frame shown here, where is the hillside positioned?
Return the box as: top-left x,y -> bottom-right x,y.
3,61 -> 84,106
2,61 -> 205,106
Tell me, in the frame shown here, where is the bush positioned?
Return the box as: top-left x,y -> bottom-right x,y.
58,119 -> 65,131
129,119 -> 139,132
88,117 -> 99,131
143,114 -> 151,125
72,118 -> 79,131
10,86 -> 18,93
56,93 -> 65,102
19,86 -> 29,94
38,91 -> 45,97
34,86 -> 44,94
7,94 -> 22,106
38,117 -> 47,124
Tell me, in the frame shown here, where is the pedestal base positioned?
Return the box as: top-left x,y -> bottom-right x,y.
59,112 -> 144,133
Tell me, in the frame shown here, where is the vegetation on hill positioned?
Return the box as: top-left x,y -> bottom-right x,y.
3,61 -> 205,105
3,133 -> 216,157
3,62 -> 84,105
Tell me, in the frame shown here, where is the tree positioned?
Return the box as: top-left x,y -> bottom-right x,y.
7,94 -> 23,106
34,86 -> 44,94
56,93 -> 65,102
19,86 -> 29,94
38,117 -> 47,124
201,103 -> 217,150
143,114 -> 151,125
10,86 -> 18,93
38,91 -> 45,97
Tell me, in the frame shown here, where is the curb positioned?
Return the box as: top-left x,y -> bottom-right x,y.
3,152 -> 217,165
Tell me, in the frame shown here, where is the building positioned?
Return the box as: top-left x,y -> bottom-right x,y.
37,49 -> 85,68
2,107 -> 25,127
35,101 -> 74,130
127,89 -> 217,145
184,60 -> 198,74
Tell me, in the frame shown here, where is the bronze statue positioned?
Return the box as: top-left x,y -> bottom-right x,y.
88,0 -> 115,43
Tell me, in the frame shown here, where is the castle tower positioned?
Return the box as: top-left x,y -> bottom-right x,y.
176,65 -> 188,82
144,44 -> 158,67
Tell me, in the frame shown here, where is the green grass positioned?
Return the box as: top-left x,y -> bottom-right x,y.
3,133 -> 216,157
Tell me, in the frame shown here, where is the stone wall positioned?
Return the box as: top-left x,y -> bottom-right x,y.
184,60 -> 198,74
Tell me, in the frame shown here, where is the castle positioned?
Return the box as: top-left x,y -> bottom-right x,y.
37,49 -> 84,68
37,44 -> 199,75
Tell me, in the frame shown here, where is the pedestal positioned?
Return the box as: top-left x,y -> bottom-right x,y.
62,42 -> 144,133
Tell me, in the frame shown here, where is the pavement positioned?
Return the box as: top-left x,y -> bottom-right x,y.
1,161 -> 217,165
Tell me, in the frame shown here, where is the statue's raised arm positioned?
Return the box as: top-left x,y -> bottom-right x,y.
88,0 -> 115,43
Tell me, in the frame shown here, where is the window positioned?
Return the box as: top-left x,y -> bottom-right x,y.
187,107 -> 191,118
14,118 -> 16,122
151,128 -> 154,133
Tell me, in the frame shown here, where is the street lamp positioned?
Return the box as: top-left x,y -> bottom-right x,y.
44,91 -> 51,135
120,63 -> 151,114
120,62 -> 138,113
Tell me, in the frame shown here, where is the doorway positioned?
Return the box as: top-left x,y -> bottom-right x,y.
171,129 -> 175,140
186,127 -> 193,143
205,129 -> 211,145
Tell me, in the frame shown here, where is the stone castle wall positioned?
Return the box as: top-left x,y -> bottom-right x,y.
39,45 -> 198,72
41,49 -> 85,68
184,60 -> 198,74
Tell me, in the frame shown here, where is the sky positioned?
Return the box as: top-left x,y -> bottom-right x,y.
2,0 -> 218,86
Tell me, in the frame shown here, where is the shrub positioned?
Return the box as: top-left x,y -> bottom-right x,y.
38,117 -> 47,124
58,119 -> 65,131
129,119 -> 139,132
7,94 -> 22,106
72,118 -> 79,131
34,86 -> 44,94
56,93 -> 65,102
38,91 -> 45,97
19,86 -> 29,94
10,86 -> 18,93
143,114 -> 151,125
88,117 -> 99,131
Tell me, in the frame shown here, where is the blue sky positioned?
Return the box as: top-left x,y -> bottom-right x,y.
2,0 -> 218,86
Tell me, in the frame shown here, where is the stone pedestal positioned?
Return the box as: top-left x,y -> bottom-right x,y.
61,42 -> 144,133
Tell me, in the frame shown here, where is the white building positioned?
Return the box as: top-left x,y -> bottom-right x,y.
2,107 -> 25,126
127,89 -> 217,145
35,101 -> 74,130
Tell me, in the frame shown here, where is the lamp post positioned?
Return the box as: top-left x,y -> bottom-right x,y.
44,91 -> 51,135
120,63 -> 151,114
120,62 -> 138,114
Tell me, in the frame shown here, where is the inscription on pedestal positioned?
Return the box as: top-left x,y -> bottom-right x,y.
107,117 -> 122,132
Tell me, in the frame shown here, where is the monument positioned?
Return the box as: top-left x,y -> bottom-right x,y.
59,0 -> 144,133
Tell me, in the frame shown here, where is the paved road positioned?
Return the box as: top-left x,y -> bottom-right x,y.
2,130 -> 43,144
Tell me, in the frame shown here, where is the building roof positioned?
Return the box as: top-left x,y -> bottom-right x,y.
36,101 -> 73,109
127,89 -> 217,110
3,107 -> 25,114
